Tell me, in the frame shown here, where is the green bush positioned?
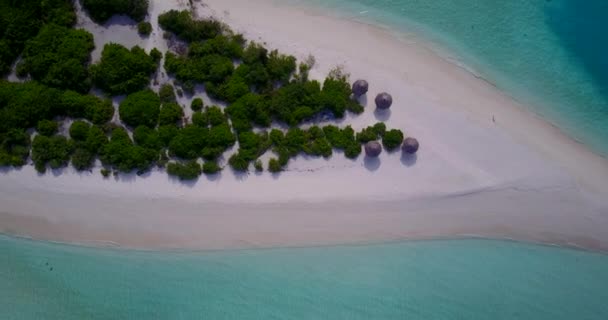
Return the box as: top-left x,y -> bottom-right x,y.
268,158 -> 282,173
158,10 -> 223,42
59,90 -> 114,124
133,125 -> 161,150
101,168 -> 111,177
254,159 -> 263,172
357,123 -> 386,143
382,129 -> 404,151
202,161 -> 222,174
90,43 -> 158,95
206,106 -> 227,127
191,98 -> 204,111
228,153 -> 249,172
71,148 -> 94,171
225,93 -> 271,132
69,121 -> 91,141
158,102 -> 183,126
0,129 -> 31,167
150,48 -> 162,63
101,127 -> 157,173
167,161 -> 202,180
168,125 -> 207,159
157,124 -> 179,147
159,84 -> 176,103
31,135 -> 74,173
0,0 -> 76,76
323,125 -> 360,159
81,0 -> 149,24
189,35 -> 244,59
85,125 -> 108,153
37,120 -> 59,136
202,124 -> 236,160
138,21 -> 152,36
373,122 -> 387,137
119,89 -> 161,128
269,129 -> 285,145
19,24 -> 94,93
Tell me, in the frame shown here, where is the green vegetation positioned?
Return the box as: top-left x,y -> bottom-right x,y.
90,43 -> 159,95
191,98 -> 204,111
138,21 -> 152,36
101,127 -> 157,173
69,121 -> 91,141
81,0 -> 149,24
37,120 -> 59,137
0,4 -> 413,181
119,89 -> 161,128
0,129 -> 31,167
254,160 -> 263,172
159,11 -> 360,129
323,125 -> 361,159
0,0 -> 76,76
158,10 -> 224,42
268,158 -> 282,173
167,160 -> 202,180
202,161 -> 221,175
158,102 -> 183,126
159,84 -> 176,103
31,135 -> 73,173
18,24 -> 95,93
357,123 -> 386,143
382,129 -> 404,151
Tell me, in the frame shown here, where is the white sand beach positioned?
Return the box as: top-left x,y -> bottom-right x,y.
1,0 -> 608,251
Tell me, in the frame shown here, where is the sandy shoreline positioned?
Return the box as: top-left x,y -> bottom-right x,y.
1,0 -> 608,251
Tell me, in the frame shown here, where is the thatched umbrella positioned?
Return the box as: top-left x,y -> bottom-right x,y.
351,79 -> 369,97
375,92 -> 393,110
365,141 -> 382,157
402,137 -> 419,154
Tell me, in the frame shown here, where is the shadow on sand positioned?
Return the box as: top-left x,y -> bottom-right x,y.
363,156 -> 381,172
374,108 -> 391,121
401,153 -> 418,167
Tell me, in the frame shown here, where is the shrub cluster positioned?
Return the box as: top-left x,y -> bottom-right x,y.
158,10 -> 224,42
159,11 -> 362,129
18,24 -> 95,93
90,43 -> 160,95
167,160 -> 202,180
81,0 -> 149,24
138,21 -> 152,36
0,4 -> 411,181
0,0 -> 76,76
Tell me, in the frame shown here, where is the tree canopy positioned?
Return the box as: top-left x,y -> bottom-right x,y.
119,89 -> 161,128
80,0 -> 149,24
0,0 -> 76,76
90,43 -> 159,95
19,24 -> 95,93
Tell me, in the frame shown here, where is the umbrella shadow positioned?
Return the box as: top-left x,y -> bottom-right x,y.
400,153 -> 418,167
355,94 -> 368,107
363,156 -> 381,172
374,109 -> 391,121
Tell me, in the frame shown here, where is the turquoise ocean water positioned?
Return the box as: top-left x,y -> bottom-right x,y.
294,0 -> 608,156
2,235 -> 608,319
3,1 -> 608,318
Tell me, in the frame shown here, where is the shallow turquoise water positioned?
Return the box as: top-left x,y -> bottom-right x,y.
2,235 -> 608,319
293,0 -> 608,156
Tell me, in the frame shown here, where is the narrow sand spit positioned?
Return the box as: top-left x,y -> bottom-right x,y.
1,0 -> 608,251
